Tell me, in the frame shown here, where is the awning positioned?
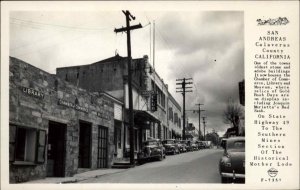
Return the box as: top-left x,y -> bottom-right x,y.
124,109 -> 160,129
133,110 -> 160,123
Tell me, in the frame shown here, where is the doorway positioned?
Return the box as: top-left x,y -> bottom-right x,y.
47,121 -> 66,177
78,121 -> 91,168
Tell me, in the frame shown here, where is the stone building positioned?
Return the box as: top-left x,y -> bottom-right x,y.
9,57 -> 121,183
56,54 -> 182,159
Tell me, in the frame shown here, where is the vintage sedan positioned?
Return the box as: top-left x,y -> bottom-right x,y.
162,139 -> 180,155
219,136 -> 245,183
183,140 -> 193,152
175,140 -> 187,153
197,141 -> 206,149
191,141 -> 199,151
137,139 -> 166,163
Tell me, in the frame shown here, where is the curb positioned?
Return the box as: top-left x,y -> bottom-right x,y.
61,169 -> 128,183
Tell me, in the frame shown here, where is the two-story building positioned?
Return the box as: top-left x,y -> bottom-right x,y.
56,54 -> 182,160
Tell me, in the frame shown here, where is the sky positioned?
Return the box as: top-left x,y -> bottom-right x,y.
9,11 -> 244,136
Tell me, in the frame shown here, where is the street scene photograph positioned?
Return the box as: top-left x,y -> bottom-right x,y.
8,9 -> 245,184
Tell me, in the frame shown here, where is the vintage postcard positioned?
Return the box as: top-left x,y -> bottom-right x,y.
1,1 -> 299,190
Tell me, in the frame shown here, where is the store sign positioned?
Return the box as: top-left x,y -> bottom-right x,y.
58,99 -> 88,113
22,87 -> 44,99
141,90 -> 155,96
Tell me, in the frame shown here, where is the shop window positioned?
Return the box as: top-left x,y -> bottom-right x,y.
15,128 -> 36,162
9,125 -> 46,164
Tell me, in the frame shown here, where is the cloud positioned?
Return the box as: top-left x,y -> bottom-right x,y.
9,11 -> 244,137
156,11 -> 244,135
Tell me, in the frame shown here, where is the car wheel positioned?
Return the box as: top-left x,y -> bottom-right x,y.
158,153 -> 163,161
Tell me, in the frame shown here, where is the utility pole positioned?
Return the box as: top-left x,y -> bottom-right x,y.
186,106 -> 205,140
114,10 -> 142,166
176,78 -> 193,140
202,116 -> 207,141
195,104 -> 205,141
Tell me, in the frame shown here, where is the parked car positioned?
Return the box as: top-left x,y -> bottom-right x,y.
220,138 -> 228,149
181,140 -> 193,152
203,141 -> 212,149
219,137 -> 245,183
191,141 -> 198,151
162,139 -> 180,155
197,141 -> 206,149
137,139 -> 165,163
176,140 -> 187,153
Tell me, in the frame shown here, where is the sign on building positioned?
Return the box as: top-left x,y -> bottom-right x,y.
151,93 -> 157,111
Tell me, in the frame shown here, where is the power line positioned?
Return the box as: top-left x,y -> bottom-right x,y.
10,17 -> 112,31
176,78 -> 193,140
10,18 -> 113,52
13,31 -> 99,57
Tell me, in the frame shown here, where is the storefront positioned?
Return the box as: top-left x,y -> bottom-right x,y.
9,57 -> 116,183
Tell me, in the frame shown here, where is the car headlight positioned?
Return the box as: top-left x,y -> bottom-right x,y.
221,157 -> 231,167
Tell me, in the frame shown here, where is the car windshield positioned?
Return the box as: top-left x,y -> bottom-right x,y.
227,140 -> 245,152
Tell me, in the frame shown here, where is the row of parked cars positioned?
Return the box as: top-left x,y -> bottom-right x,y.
137,138 -> 211,163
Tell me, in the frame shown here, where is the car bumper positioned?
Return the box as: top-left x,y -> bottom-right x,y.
165,150 -> 174,153
221,172 -> 245,179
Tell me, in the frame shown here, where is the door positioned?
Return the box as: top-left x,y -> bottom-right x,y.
78,121 -> 91,168
114,120 -> 123,158
47,121 -> 66,177
97,126 -> 108,168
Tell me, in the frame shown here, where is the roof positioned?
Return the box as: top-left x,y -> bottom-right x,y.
95,54 -> 125,64
227,136 -> 245,142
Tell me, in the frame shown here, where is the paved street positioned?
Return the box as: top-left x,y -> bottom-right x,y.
81,148 -> 223,183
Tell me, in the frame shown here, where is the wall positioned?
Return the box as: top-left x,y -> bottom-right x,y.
9,57 -> 115,183
56,55 -> 126,100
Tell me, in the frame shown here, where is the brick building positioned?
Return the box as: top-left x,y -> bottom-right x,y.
9,57 -> 120,183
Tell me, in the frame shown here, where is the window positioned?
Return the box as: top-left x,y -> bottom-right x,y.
169,107 -> 173,121
9,125 -> 46,164
174,113 -> 178,124
161,93 -> 166,108
36,130 -> 46,163
178,118 -> 181,128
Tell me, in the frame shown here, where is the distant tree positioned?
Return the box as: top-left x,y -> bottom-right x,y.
205,131 -> 219,146
223,100 -> 243,136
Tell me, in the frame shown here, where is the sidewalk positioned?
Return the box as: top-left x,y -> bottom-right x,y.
25,168 -> 127,184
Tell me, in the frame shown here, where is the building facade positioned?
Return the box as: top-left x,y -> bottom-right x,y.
186,123 -> 197,141
56,54 -> 182,158
9,57 -> 120,183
